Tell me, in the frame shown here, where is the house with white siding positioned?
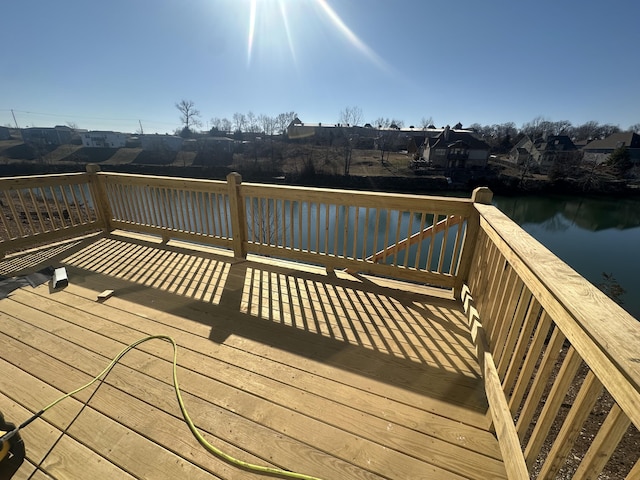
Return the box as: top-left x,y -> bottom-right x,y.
81,131 -> 127,148
508,135 -> 579,172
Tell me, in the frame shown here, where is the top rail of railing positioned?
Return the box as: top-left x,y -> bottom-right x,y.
237,179 -> 479,290
0,172 -> 102,253
466,202 -> 640,479
0,169 -> 484,293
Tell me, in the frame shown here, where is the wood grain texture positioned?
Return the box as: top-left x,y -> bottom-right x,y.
476,203 -> 640,431
0,234 -> 506,479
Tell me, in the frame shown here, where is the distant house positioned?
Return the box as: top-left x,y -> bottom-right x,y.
509,146 -> 532,167
287,117 -> 338,140
21,126 -> 73,146
288,117 -> 443,154
508,135 -> 578,171
420,126 -> 490,169
139,134 -> 184,152
0,126 -> 11,140
583,132 -> 640,164
80,131 -> 126,148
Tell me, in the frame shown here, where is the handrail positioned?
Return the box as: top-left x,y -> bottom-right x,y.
96,170 -> 234,249
1,170 -> 479,292
462,284 -> 529,479
0,172 -> 102,255
468,202 -> 640,478
366,214 -> 461,264
237,178 -> 477,290
476,203 -> 640,423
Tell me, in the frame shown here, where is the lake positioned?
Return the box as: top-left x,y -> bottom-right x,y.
492,194 -> 640,320
106,184 -> 640,320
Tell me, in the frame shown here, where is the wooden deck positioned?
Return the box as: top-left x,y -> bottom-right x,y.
0,231 -> 506,479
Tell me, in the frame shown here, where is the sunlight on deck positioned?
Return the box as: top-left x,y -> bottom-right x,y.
241,264 -> 480,374
55,232 -> 481,376
0,232 -> 504,479
62,236 -> 231,304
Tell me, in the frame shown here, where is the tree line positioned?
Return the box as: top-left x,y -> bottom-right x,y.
467,117 -> 640,154
176,100 -> 640,151
175,100 -> 297,138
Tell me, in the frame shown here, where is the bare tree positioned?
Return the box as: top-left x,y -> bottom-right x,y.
376,130 -> 399,164
258,114 -> 275,136
600,123 -> 621,137
628,123 -> 640,134
275,111 -> 298,135
373,117 -> 390,129
175,99 -> 201,130
573,121 -> 601,141
420,116 -> 434,129
338,106 -> 363,126
551,120 -> 573,135
246,111 -> 260,133
521,118 -> 572,139
210,117 -> 222,130
232,112 -> 247,132
521,116 -> 554,139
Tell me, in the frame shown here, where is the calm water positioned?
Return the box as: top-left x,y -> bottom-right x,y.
493,195 -> 640,320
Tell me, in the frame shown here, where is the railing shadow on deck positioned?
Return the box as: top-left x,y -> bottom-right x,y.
0,231 -> 487,411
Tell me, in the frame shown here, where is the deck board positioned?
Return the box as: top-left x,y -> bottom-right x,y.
0,233 -> 507,479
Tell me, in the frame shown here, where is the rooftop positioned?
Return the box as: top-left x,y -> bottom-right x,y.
584,132 -> 640,150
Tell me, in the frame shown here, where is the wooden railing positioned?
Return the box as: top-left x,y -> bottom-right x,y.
464,201 -> 640,479
1,168 -> 638,479
96,170 -> 234,250
0,169 -> 477,293
238,177 -> 478,291
0,172 -> 102,253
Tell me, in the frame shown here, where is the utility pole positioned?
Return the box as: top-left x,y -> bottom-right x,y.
138,120 -> 144,135
11,109 -> 19,129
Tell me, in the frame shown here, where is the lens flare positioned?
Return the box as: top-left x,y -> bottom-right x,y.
246,0 -> 388,72
279,1 -> 296,64
247,0 -> 257,66
314,0 -> 388,71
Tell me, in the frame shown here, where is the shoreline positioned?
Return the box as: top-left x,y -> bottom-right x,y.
0,161 -> 638,198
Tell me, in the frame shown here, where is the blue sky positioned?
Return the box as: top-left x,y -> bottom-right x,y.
2,0 -> 639,133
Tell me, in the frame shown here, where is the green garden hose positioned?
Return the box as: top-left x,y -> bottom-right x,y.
1,335 -> 323,480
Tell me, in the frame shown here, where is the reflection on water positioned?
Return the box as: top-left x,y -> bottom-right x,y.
494,195 -> 640,321
496,195 -> 640,232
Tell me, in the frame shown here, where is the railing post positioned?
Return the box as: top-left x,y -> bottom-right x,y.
454,187 -> 493,299
227,172 -> 247,259
471,186 -> 494,205
86,164 -> 113,232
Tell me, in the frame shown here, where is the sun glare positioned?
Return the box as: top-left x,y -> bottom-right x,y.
247,0 -> 257,66
278,0 -> 297,64
246,0 -> 387,71
314,0 -> 387,70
